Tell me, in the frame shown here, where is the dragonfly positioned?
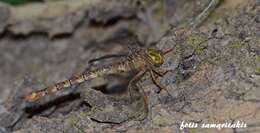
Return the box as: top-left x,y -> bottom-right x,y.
24,47 -> 174,116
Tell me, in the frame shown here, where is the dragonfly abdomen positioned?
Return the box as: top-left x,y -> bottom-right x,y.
24,61 -> 132,102
24,50 -> 147,102
24,75 -> 86,102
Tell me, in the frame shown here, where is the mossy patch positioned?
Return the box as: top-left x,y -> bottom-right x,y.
186,33 -> 208,54
153,0 -> 165,19
207,0 -> 225,20
229,41 -> 244,49
255,67 -> 260,74
66,114 -> 85,133
1,0 -> 42,6
255,55 -> 260,62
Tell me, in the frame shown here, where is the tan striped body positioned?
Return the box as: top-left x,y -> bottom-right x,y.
24,49 -> 149,102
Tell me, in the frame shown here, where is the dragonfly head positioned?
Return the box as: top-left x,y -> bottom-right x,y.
146,49 -> 164,66
145,48 -> 173,67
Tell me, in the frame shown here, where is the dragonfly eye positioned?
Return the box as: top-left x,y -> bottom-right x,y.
146,49 -> 164,66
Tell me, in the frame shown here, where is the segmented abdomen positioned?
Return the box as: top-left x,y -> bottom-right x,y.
24,60 -> 133,102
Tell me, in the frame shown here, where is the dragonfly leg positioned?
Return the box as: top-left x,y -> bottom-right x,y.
152,69 -> 168,77
135,82 -> 149,120
127,70 -> 147,101
149,70 -> 173,97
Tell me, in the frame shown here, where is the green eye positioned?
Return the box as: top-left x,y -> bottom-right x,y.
146,49 -> 163,65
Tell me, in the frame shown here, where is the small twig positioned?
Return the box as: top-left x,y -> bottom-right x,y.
190,0 -> 221,29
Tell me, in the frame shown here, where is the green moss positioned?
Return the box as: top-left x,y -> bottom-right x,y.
255,55 -> 260,62
176,20 -> 190,28
229,41 -> 243,49
67,115 -> 85,133
154,0 -> 165,20
256,67 -> 260,74
190,128 -> 198,133
208,11 -> 223,21
186,33 -> 208,54
1,0 -> 42,6
207,0 -> 225,21
72,122 -> 85,133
